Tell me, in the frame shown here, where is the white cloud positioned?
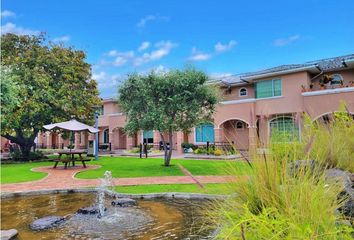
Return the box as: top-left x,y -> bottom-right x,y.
114,56 -> 128,66
187,47 -> 212,61
138,41 -> 150,52
52,35 -> 70,43
273,35 -> 300,47
106,50 -> 135,67
209,72 -> 233,78
92,71 -> 106,81
214,40 -> 237,53
107,50 -> 134,58
1,22 -> 39,35
102,41 -> 177,67
134,41 -> 177,66
1,10 -> 16,18
93,71 -> 123,90
107,50 -> 118,57
150,64 -> 169,74
136,14 -> 169,28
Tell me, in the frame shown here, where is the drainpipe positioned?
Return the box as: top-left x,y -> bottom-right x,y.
310,64 -> 323,82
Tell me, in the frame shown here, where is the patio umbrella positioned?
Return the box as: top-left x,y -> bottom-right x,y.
43,119 -> 99,133
43,119 -> 99,153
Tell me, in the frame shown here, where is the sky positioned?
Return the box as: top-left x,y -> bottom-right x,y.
1,0 -> 354,98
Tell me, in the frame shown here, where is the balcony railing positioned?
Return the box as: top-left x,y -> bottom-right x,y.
302,86 -> 354,97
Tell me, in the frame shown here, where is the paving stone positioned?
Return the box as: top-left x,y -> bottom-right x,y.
1,165 -> 239,193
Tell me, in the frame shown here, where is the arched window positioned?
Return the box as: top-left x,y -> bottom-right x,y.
103,129 -> 109,143
239,88 -> 247,97
195,123 -> 215,143
269,116 -> 298,141
330,74 -> 343,85
235,121 -> 245,129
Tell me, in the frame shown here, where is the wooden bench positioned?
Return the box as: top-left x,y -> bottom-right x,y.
52,158 -> 91,169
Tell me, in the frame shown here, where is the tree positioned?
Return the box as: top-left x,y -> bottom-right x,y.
118,68 -> 219,166
1,33 -> 101,158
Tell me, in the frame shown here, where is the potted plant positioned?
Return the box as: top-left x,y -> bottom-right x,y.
301,85 -> 306,92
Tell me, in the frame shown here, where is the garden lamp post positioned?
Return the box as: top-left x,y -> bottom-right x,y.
94,111 -> 99,160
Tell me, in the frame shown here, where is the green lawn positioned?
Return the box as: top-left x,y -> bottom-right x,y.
1,161 -> 53,184
76,156 -> 250,179
115,183 -> 235,195
179,159 -> 249,176
1,156 -> 250,184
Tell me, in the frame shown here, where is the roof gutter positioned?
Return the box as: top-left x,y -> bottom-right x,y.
241,65 -> 319,82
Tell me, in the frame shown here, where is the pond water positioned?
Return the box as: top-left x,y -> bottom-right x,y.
1,193 -> 215,239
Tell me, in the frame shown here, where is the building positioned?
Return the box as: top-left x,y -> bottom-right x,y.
34,54 -> 354,154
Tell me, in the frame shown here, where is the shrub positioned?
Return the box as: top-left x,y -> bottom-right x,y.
28,151 -> 45,161
10,150 -> 23,161
194,148 -> 207,154
10,150 -> 45,161
214,148 -> 223,156
181,142 -> 198,150
128,147 -> 140,153
67,144 -> 75,149
302,110 -> 354,172
210,108 -> 354,239
211,153 -> 352,239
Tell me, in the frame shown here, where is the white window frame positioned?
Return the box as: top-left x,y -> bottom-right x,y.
268,116 -> 300,142
103,128 -> 109,144
255,78 -> 282,99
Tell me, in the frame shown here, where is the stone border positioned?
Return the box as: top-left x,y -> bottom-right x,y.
184,154 -> 241,160
119,152 -> 165,157
0,188 -> 226,200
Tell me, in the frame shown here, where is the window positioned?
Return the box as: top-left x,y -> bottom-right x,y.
195,123 -> 215,143
255,79 -> 282,99
143,130 -> 154,143
239,88 -> 247,97
270,116 -> 298,141
330,74 -> 343,85
236,121 -> 245,129
103,129 -> 109,143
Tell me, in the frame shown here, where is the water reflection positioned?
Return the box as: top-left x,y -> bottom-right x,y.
1,193 -> 214,239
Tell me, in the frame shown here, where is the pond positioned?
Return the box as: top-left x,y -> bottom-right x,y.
1,192 -> 215,239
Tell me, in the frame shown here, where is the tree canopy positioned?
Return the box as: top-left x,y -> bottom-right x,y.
118,68 -> 219,166
0,33 -> 101,157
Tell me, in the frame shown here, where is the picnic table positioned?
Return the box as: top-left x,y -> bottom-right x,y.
53,150 -> 90,169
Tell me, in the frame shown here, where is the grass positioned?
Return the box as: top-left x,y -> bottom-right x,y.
1,161 -> 52,183
76,156 -> 249,179
210,110 -> 354,239
1,155 -> 250,184
179,159 -> 248,176
115,183 -> 234,195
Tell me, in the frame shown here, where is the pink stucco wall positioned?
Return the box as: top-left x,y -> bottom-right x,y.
33,67 -> 354,153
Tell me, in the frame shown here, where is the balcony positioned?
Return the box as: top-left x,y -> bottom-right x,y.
302,86 -> 354,97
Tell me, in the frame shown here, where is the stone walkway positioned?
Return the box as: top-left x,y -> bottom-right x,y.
1,165 -> 237,193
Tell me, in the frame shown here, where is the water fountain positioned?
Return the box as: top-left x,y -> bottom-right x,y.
1,171 -> 214,239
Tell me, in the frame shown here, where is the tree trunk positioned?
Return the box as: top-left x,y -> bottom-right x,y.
19,142 -> 33,159
159,130 -> 174,166
2,129 -> 38,160
166,129 -> 173,166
